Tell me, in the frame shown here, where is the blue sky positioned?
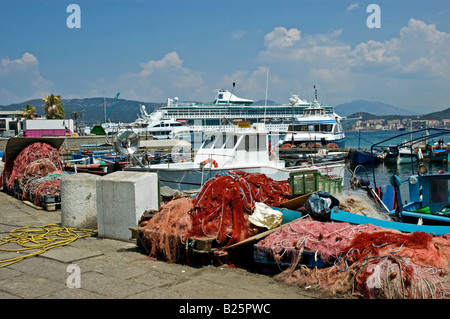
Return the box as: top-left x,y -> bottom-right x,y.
1,0 -> 449,113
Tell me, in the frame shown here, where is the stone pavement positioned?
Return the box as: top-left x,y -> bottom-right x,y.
0,190 -> 331,303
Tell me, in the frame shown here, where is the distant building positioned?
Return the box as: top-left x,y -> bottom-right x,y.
0,111 -> 25,137
24,119 -> 74,137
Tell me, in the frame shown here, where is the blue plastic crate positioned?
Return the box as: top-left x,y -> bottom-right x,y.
253,244 -> 326,268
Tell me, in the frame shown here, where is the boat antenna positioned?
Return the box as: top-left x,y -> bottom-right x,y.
264,66 -> 269,124
314,85 -> 318,101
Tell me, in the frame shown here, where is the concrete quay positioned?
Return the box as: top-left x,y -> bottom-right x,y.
0,190 -> 330,302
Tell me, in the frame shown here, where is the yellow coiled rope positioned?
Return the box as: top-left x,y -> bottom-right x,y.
0,224 -> 97,268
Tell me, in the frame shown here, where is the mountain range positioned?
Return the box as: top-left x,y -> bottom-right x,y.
334,100 -> 417,117
0,97 -> 448,124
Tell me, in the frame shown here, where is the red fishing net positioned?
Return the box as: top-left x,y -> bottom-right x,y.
0,142 -> 64,206
188,170 -> 291,247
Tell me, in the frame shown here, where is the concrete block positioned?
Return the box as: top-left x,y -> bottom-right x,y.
60,173 -> 102,229
96,171 -> 159,241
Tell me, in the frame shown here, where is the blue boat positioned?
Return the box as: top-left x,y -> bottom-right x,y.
348,131 -> 383,165
389,167 -> 450,226
349,149 -> 383,164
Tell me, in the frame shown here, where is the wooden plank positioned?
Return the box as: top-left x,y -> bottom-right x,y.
22,200 -> 44,210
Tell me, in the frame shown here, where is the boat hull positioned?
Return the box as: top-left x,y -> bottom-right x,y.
430,149 -> 448,163
330,209 -> 450,236
385,154 -> 418,165
125,162 -> 346,192
349,149 -> 381,164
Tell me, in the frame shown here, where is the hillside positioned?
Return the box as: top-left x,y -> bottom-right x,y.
334,100 -> 417,117
0,98 -> 164,125
419,107 -> 450,120
2,97 -> 448,125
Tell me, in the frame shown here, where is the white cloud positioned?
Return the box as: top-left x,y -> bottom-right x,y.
97,51 -> 207,102
139,51 -> 184,77
264,27 -> 301,49
0,52 -> 53,105
253,20 -> 450,108
347,3 -> 359,11
231,30 -> 245,40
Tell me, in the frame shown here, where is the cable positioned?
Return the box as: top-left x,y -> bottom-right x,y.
0,224 -> 97,268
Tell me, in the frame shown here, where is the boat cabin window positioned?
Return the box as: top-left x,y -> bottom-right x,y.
203,135 -> 216,149
429,179 -> 449,203
288,124 -> 333,132
224,134 -> 237,149
234,134 -> 267,151
213,133 -> 227,149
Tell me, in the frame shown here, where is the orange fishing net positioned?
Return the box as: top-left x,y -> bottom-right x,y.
140,197 -> 194,263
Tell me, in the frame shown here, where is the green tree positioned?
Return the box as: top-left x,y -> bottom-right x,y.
42,94 -> 65,119
22,104 -> 37,119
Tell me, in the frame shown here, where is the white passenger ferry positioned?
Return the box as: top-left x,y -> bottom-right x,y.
280,87 -> 345,148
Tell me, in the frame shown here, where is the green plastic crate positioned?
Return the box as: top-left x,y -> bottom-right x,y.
289,170 -> 342,196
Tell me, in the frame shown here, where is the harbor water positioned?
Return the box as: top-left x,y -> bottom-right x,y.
344,130 -> 450,202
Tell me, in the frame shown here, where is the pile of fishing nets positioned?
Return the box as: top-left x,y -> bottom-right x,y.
265,216 -> 450,299
140,197 -> 193,263
336,189 -> 392,221
0,142 -> 65,206
139,170 -> 292,262
188,170 -> 291,247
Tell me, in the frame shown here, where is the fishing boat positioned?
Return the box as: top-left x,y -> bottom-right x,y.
429,148 -> 448,163
389,166 -> 450,226
349,149 -> 383,165
121,124 -> 345,191
348,131 -> 383,164
384,146 -> 419,165
330,165 -> 450,235
279,87 -> 345,148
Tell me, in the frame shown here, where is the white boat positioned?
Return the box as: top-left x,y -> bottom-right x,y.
385,146 -> 420,165
280,87 -> 345,148
149,86 -> 338,133
123,123 -> 346,191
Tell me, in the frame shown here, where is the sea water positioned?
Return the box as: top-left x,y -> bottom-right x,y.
344,130 -> 449,202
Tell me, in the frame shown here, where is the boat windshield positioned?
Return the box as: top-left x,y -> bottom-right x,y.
429,179 -> 450,203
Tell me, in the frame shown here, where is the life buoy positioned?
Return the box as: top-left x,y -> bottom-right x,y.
202,158 -> 218,168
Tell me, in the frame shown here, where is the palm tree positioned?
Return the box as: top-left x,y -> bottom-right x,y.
42,94 -> 65,119
22,104 -> 37,119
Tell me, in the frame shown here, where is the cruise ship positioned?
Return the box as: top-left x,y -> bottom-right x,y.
150,87 -> 340,133
144,86 -> 344,147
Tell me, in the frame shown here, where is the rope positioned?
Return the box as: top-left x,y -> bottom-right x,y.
0,224 -> 97,268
